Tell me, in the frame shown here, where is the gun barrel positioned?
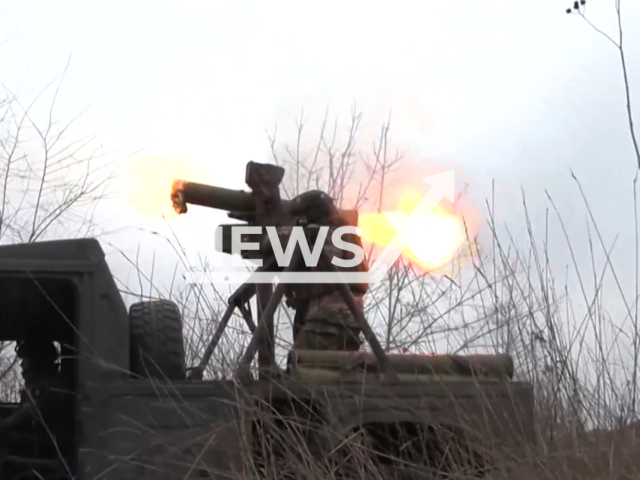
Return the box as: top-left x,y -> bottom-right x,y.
171,179 -> 360,228
171,180 -> 255,214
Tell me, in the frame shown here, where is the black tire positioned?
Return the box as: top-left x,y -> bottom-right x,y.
129,299 -> 186,380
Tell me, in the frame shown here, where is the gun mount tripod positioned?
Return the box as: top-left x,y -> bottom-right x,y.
186,224 -> 399,385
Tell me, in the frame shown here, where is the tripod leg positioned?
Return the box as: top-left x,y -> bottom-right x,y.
238,303 -> 257,333
191,260 -> 276,380
236,247 -> 303,380
190,303 -> 235,380
320,251 -> 398,384
236,283 -> 287,380
256,283 -> 274,379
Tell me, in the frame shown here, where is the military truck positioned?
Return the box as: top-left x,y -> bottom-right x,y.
0,237 -> 534,480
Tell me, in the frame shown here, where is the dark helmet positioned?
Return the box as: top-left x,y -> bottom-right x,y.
16,337 -> 59,386
16,337 -> 58,361
290,190 -> 337,223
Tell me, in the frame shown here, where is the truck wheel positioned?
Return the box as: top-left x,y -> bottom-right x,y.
129,299 -> 186,381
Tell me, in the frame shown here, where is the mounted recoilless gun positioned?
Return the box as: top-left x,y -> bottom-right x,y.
171,161 -> 399,383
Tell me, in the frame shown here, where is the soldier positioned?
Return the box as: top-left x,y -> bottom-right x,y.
0,336 -> 68,455
278,190 -> 369,352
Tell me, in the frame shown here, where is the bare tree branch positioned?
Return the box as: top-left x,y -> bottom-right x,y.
569,0 -> 640,169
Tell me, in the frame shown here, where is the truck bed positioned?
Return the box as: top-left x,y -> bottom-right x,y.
80,377 -> 534,479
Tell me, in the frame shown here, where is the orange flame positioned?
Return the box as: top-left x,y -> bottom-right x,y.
358,186 -> 474,272
126,155 -> 213,219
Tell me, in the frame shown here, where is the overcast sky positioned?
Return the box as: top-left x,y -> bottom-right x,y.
1,0 -> 639,328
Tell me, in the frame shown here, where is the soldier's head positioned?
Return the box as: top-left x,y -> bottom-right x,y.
16,336 -> 59,386
290,190 -> 338,223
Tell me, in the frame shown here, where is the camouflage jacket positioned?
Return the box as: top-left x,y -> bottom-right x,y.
261,190 -> 368,306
